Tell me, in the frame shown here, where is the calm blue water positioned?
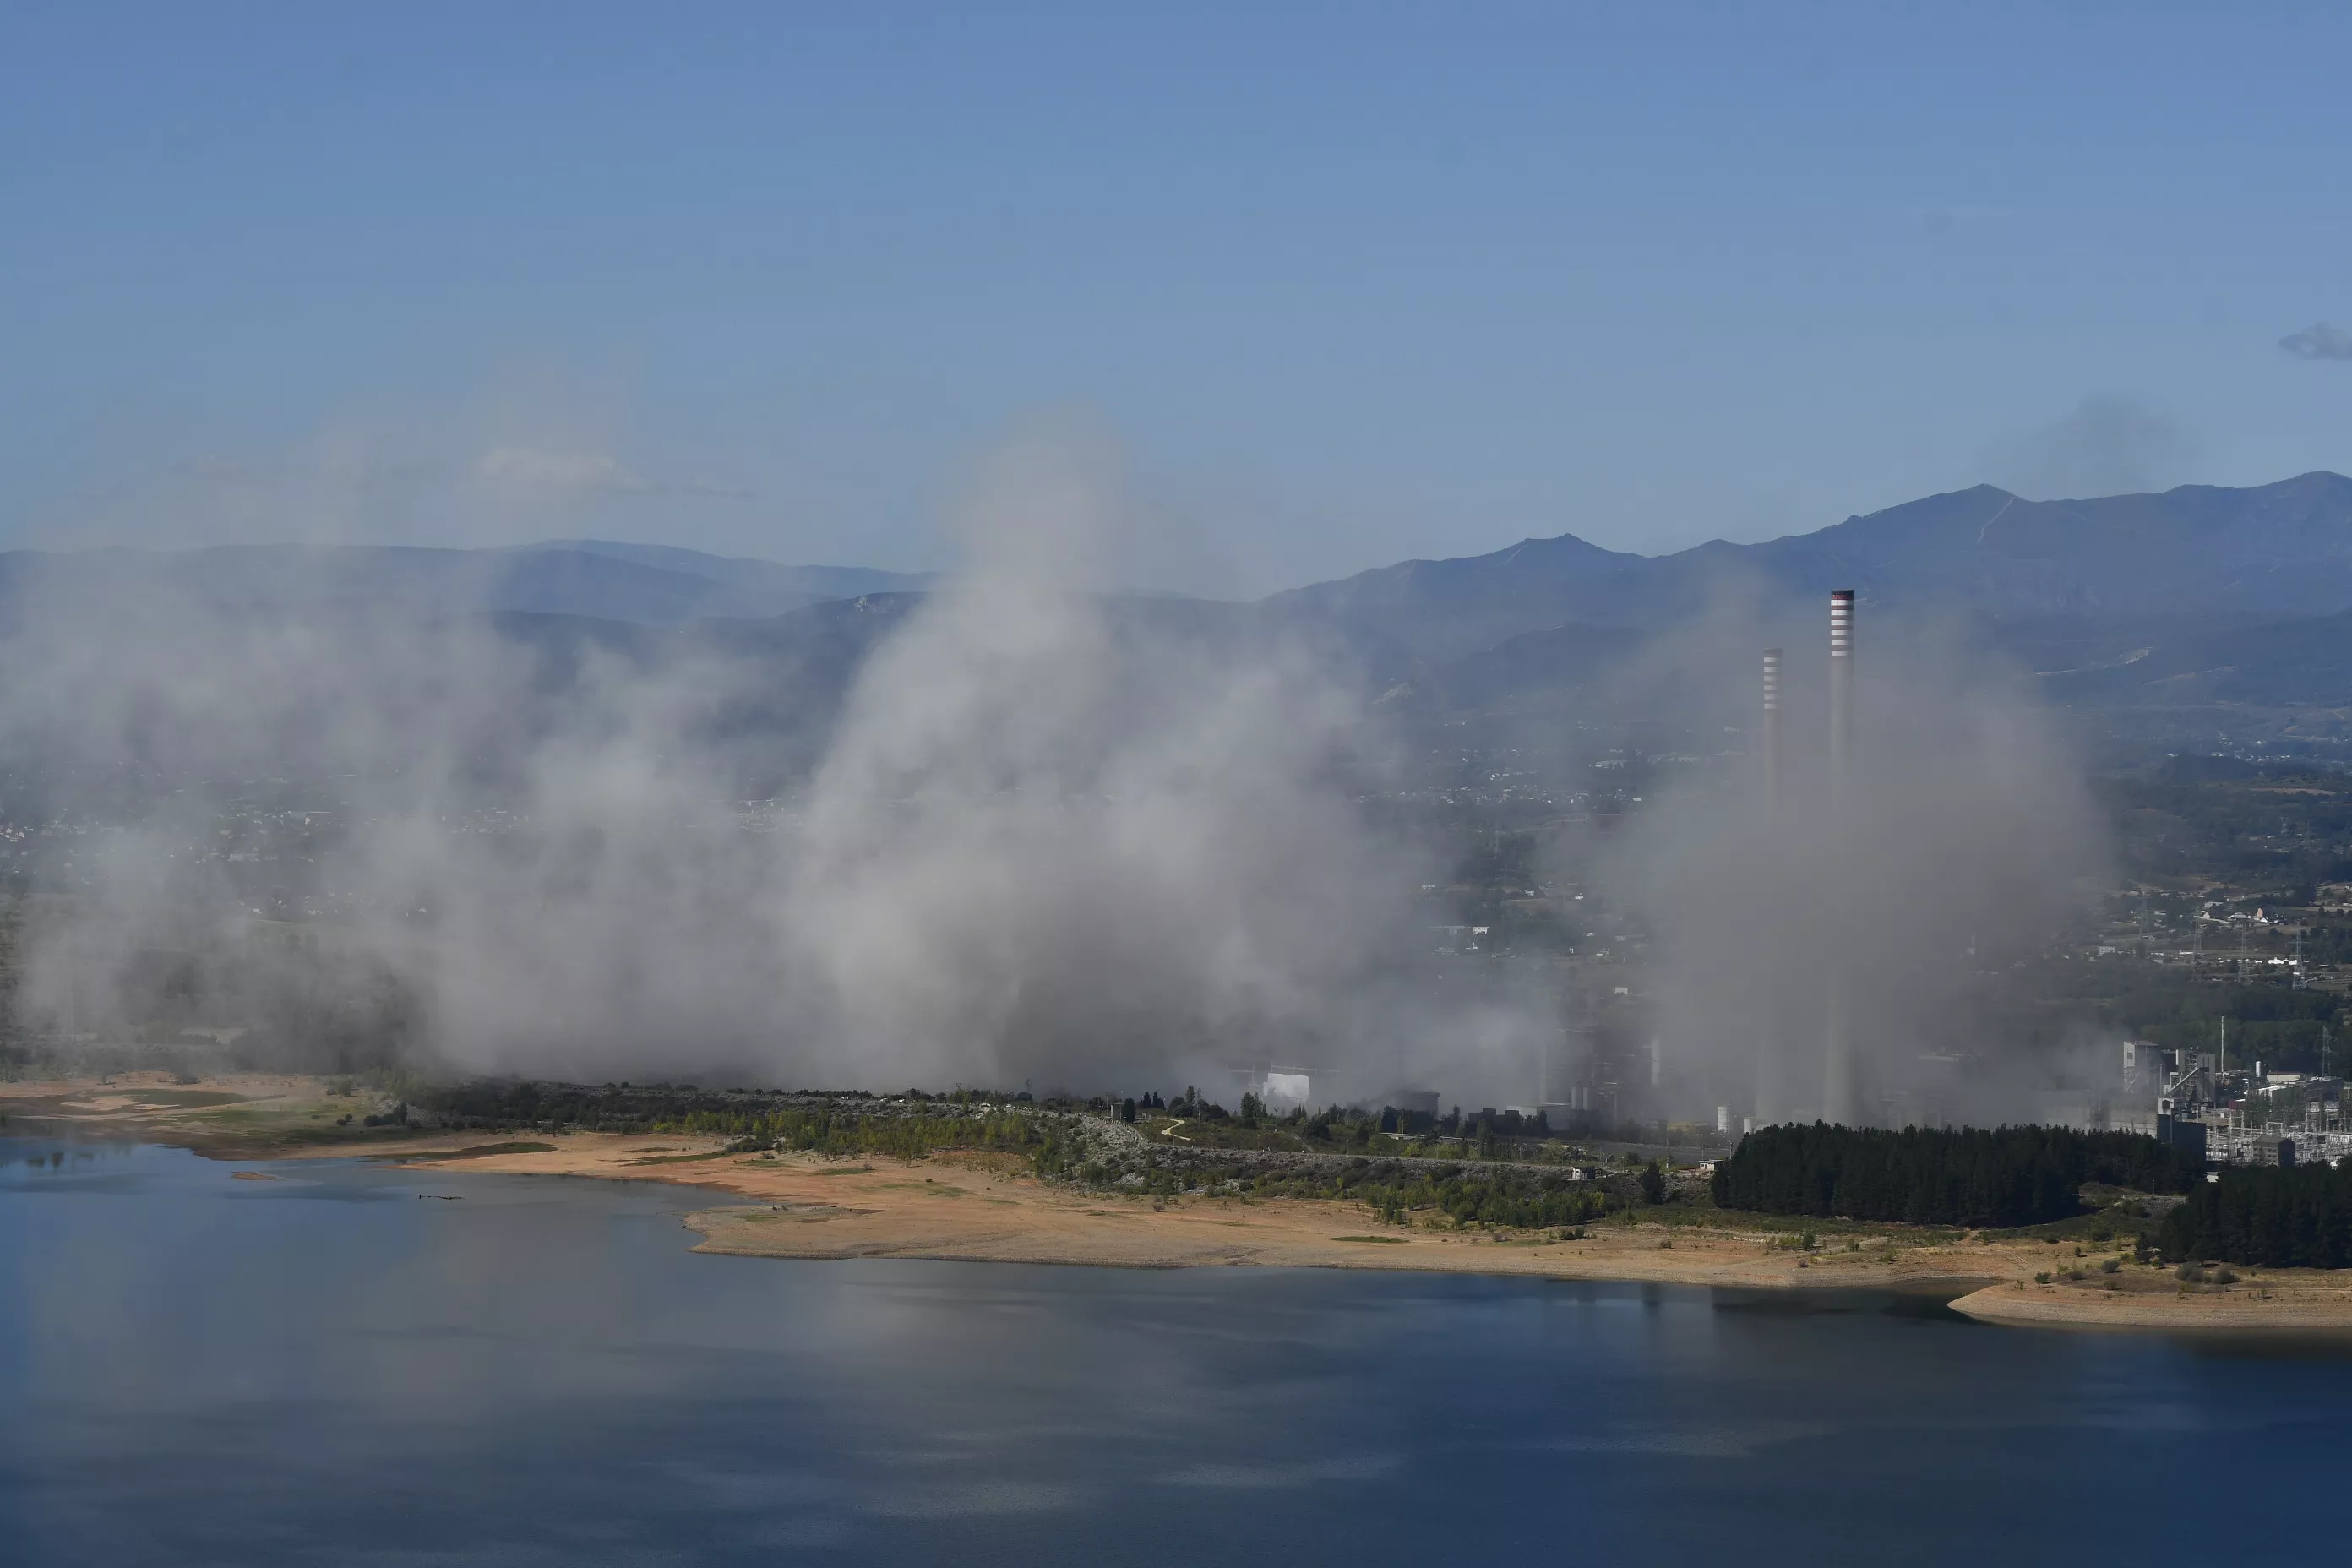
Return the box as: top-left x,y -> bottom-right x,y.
3,1136 -> 2347,1566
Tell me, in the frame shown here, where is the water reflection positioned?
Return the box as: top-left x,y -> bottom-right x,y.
4,1135 -> 2349,1566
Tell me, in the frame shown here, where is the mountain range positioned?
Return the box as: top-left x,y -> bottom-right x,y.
12,470 -> 2344,631
1273,470 -> 2352,625
11,473 -> 2352,761
1264,471 -> 2352,748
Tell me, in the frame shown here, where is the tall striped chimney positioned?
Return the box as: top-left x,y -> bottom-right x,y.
1827,590 -> 1854,802
1756,646 -> 1787,1128
1822,589 -> 1856,1124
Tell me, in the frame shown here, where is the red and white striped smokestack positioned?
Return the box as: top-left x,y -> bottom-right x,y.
1753,645 -> 1788,1128
1823,591 -> 1857,1124
1827,590 -> 1854,803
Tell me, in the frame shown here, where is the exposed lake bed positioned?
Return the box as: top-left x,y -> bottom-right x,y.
9,1070 -> 2351,1334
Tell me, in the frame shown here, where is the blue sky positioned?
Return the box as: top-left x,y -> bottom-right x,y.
6,3 -> 2352,594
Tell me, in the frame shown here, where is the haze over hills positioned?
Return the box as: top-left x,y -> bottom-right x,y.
1258,471 -> 2352,748
2,466 -> 2344,1107
13,471 -> 2348,631
528,541 -> 942,607
1271,471 -> 2352,627
0,541 -> 936,628
11,472 -> 2352,760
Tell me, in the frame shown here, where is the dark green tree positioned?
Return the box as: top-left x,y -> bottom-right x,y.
1639,1161 -> 1667,1205
1712,1123 -> 2199,1228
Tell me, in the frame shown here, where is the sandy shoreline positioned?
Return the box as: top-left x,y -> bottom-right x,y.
345,1130 -> 1950,1288
1947,1279 -> 2352,1331
11,1070 -> 2352,1332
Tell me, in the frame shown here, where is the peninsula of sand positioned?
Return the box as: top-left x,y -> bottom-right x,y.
11,1070 -> 2352,1334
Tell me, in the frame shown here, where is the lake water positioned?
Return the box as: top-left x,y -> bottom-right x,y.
4,1135 -> 2348,1566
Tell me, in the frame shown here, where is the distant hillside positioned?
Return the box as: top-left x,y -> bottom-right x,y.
1267,531 -> 1654,617
1269,472 -> 2352,635
2008,607 -> 2352,709
525,540 -> 939,607
1255,472 -> 2352,764
0,542 -> 937,626
11,473 -> 2352,767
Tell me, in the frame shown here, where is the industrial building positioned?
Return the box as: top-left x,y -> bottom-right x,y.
2132,1036 -> 2352,1168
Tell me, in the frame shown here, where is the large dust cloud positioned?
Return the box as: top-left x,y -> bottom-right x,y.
2,438 -> 2117,1123
1584,604 -> 2115,1128
1,436 -> 1479,1097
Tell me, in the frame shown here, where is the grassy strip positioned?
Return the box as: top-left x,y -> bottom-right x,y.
672,1106 -> 1049,1162
83,1090 -> 253,1109
245,1124 -> 432,1147
398,1141 -> 559,1162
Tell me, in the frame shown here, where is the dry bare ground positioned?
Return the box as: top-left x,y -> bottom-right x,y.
10,1071 -> 2350,1331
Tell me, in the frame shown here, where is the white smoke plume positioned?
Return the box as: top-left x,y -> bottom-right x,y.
1585,606 -> 2115,1128
1,440 -> 2118,1123
2,433 -> 1484,1097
